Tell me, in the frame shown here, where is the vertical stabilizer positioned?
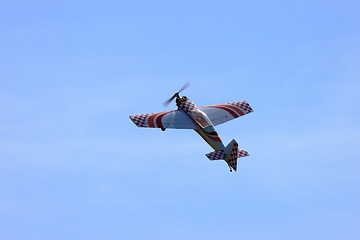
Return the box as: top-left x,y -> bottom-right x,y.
225,139 -> 239,171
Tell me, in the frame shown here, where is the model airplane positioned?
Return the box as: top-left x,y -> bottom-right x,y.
129,83 -> 253,172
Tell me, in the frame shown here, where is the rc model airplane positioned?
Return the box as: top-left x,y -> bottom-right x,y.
129,83 -> 253,172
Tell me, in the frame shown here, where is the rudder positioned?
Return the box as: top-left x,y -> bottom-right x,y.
225,140 -> 239,171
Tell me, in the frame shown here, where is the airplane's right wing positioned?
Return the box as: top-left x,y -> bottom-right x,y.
198,101 -> 253,126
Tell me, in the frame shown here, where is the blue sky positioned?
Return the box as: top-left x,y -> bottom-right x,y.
1,0 -> 359,239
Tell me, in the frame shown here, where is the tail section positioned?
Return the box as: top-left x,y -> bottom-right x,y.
205,139 -> 249,171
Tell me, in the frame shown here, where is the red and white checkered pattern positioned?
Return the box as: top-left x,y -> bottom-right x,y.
206,149 -> 249,161
228,101 -> 253,114
129,113 -> 153,127
238,149 -> 249,158
178,101 -> 197,114
206,150 -> 226,160
228,142 -> 238,171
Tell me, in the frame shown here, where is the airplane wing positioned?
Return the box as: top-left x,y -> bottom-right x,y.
129,110 -> 198,129
198,101 -> 253,126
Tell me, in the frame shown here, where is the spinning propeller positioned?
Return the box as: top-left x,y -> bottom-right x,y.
163,82 -> 190,106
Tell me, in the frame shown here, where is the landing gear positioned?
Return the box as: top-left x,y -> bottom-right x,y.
161,128 -> 166,131
229,165 -> 232,172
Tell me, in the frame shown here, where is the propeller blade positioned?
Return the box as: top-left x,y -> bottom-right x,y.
163,93 -> 177,106
178,82 -> 190,93
163,82 -> 191,106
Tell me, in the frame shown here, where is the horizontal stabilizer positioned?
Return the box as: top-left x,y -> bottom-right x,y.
206,149 -> 249,161
206,150 -> 226,160
238,149 -> 249,158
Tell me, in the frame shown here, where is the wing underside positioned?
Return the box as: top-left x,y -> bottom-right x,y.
129,110 -> 198,129
199,101 -> 253,126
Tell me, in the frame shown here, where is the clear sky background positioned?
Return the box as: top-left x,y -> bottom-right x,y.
1,0 -> 359,239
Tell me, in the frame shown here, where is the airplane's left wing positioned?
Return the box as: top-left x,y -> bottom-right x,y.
129,110 -> 198,129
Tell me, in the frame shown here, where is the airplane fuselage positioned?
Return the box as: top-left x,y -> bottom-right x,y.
176,97 -> 225,151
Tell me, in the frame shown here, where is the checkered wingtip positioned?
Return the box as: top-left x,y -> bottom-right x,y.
228,101 -> 253,115
129,113 -> 153,127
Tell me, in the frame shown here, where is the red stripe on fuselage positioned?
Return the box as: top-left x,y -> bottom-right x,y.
206,133 -> 222,142
197,127 -> 222,142
195,129 -> 213,145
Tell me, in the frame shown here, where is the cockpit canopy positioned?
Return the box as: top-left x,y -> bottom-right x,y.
191,110 -> 212,128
